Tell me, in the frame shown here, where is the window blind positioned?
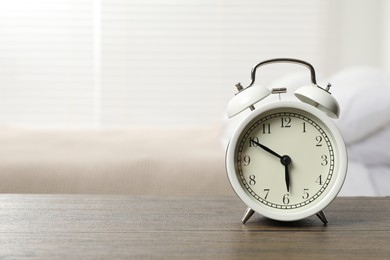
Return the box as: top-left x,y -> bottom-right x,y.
0,0 -> 95,127
0,0 -> 329,127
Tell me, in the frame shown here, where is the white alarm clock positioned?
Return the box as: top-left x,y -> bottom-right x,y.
225,58 -> 348,224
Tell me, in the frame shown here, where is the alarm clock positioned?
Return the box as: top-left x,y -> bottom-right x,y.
225,58 -> 348,224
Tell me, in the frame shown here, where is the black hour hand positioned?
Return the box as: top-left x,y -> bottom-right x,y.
251,139 -> 292,192
250,140 -> 282,159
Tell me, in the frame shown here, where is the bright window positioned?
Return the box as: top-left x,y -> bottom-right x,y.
0,0 -> 365,127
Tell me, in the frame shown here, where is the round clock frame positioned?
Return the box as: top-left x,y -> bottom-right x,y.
225,58 -> 348,224
226,100 -> 348,222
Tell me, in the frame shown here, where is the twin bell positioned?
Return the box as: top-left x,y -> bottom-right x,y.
227,58 -> 340,119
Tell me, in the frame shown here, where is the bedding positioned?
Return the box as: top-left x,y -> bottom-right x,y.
330,68 -> 390,196
329,68 -> 390,144
0,67 -> 389,196
0,125 -> 230,196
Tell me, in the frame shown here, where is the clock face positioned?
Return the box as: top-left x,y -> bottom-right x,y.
226,101 -> 347,221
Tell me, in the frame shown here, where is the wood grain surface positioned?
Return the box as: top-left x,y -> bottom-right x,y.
1,195 -> 389,259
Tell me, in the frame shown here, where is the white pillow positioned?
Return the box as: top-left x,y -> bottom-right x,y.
348,125 -> 390,166
329,67 -> 390,144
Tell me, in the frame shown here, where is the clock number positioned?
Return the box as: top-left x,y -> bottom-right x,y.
249,175 -> 256,186
316,175 -> 323,185
316,136 -> 323,147
302,122 -> 306,133
321,155 -> 328,166
262,123 -> 271,134
281,117 -> 291,128
302,188 -> 309,199
249,137 -> 259,147
282,193 -> 290,205
243,155 -> 251,166
263,189 -> 270,200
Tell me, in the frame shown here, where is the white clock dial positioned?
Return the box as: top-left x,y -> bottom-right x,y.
237,109 -> 334,208
226,101 -> 347,221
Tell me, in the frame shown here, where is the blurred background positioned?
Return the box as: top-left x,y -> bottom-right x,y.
0,0 -> 388,128
0,0 -> 389,196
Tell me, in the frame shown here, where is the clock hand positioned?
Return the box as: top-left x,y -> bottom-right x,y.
281,155 -> 292,192
251,139 -> 292,191
250,140 -> 282,159
284,164 -> 290,192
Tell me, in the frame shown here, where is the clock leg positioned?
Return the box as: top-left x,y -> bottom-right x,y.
241,207 -> 255,224
316,210 -> 328,225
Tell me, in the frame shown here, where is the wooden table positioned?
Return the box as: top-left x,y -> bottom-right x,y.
1,195 -> 389,259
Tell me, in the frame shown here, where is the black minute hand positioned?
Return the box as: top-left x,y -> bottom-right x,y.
250,140 -> 282,159
285,165 -> 290,192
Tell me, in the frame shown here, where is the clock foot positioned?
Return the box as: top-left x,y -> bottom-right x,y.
241,207 -> 255,224
316,210 -> 328,225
